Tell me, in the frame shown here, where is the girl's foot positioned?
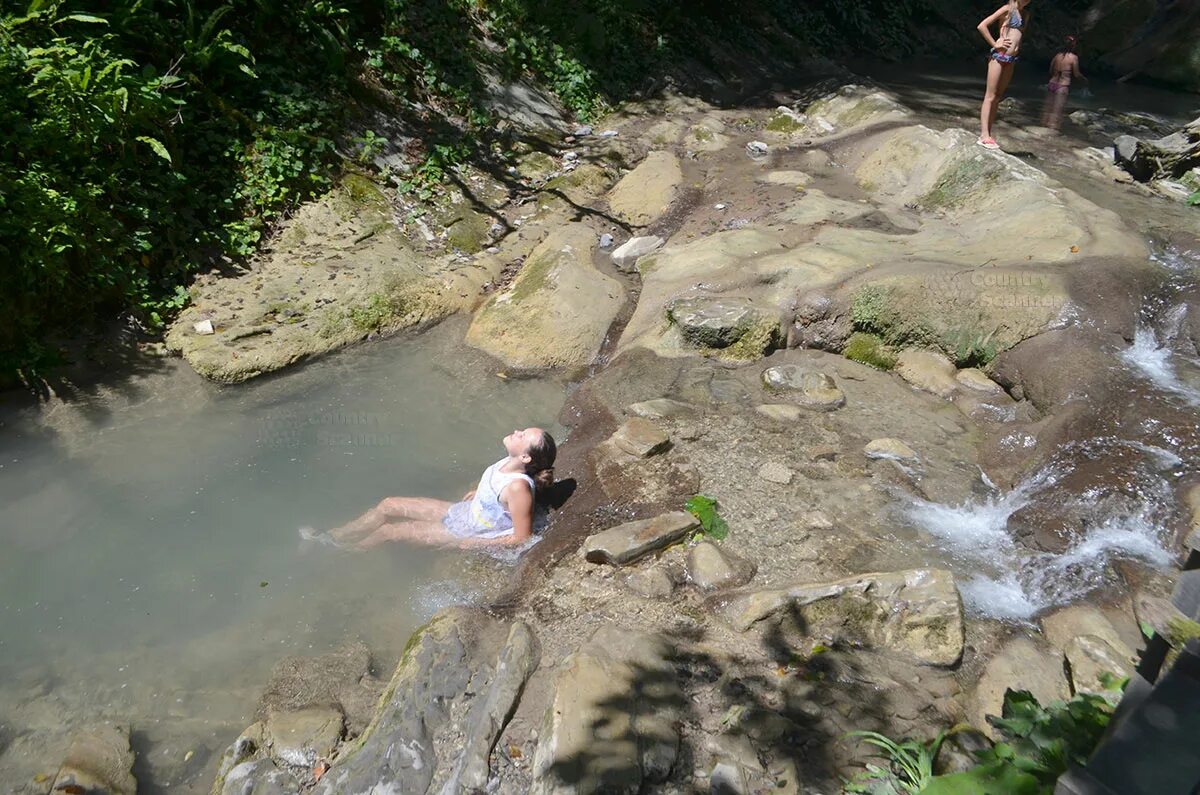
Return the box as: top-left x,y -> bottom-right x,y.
977,136 -> 1000,150
298,526 -> 344,549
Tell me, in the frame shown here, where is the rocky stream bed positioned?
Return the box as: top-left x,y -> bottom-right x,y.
13,74 -> 1200,795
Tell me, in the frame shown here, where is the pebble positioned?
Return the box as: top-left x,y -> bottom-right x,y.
714,203 -> 727,210
598,129 -> 619,138
563,151 -> 579,162
746,141 -> 769,158
757,461 -> 794,485
193,319 -> 214,335
573,125 -> 593,137
599,233 -> 614,248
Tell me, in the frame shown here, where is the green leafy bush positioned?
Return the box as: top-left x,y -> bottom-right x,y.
844,688 -> 1117,795
685,494 -> 728,540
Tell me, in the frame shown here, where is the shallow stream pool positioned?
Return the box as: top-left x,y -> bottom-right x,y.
0,318 -> 566,792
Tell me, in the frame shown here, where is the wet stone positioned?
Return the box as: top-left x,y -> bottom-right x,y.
611,418 -> 671,458
709,378 -> 750,404
863,438 -> 919,464
264,706 -> 343,768
761,365 -> 845,411
222,758 -> 300,795
583,511 -> 701,566
620,566 -> 676,598
52,724 -> 137,795
956,367 -> 1002,394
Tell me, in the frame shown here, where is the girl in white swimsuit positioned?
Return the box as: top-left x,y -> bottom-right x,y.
310,427 -> 556,550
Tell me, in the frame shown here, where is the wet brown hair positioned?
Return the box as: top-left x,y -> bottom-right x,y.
525,430 -> 557,490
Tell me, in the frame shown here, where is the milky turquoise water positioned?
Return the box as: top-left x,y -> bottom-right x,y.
0,318 -> 566,792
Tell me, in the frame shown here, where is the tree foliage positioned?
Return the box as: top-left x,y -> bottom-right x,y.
1,0 -> 941,377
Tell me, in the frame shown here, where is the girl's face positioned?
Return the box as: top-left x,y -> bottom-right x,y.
503,427 -> 545,459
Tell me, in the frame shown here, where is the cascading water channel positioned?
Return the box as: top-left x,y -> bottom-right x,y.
905,245 -> 1199,621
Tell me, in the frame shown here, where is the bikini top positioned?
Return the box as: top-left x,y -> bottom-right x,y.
1008,7 -> 1024,29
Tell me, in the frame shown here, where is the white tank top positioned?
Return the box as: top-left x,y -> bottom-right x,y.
468,458 -> 536,538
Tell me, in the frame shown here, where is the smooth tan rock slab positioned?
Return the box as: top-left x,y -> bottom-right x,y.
583,512 -> 700,565
1040,604 -> 1130,654
611,417 -> 671,458
608,151 -> 683,226
755,403 -> 805,422
530,626 -> 681,794
970,637 -> 1070,739
718,569 -> 964,666
896,349 -> 959,398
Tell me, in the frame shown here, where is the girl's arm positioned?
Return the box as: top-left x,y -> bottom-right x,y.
457,482 -> 534,548
977,5 -> 1010,48
1048,54 -> 1059,80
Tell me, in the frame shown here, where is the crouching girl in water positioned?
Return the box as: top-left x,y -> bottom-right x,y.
309,427 -> 556,550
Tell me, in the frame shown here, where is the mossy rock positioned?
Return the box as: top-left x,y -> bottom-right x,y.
337,172 -> 390,219
921,154 -> 1007,210
517,151 -> 557,182
843,332 -> 897,370
765,112 -> 804,133
540,163 -> 614,204
445,210 -> 493,254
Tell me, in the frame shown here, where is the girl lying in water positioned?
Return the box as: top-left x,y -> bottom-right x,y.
303,427 -> 556,550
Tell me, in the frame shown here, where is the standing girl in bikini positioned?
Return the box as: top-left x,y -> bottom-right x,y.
977,0 -> 1032,150
307,427 -> 556,550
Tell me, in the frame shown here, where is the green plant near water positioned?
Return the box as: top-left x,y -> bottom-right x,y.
844,730 -> 946,794
844,332 -> 897,370
685,494 -> 728,540
844,688 -> 1118,795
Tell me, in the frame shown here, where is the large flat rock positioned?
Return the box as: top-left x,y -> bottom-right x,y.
530,626 -> 682,794
167,180 -> 487,383
466,223 -> 624,369
52,724 -> 137,795
717,569 -> 964,666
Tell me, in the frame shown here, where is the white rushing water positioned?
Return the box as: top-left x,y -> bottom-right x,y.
905,445 -> 1176,621
1120,303 -> 1200,406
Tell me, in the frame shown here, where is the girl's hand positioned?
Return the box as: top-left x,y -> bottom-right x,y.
995,35 -> 1012,51
461,489 -> 476,502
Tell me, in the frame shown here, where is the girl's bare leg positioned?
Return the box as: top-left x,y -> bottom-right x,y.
356,519 -> 459,550
989,64 -> 1015,132
329,497 -> 452,543
980,59 -> 1005,140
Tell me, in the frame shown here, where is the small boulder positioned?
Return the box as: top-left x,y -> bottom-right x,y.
719,569 -> 964,666
1040,604 -> 1131,654
264,706 -> 344,768
757,461 -> 794,484
52,724 -> 137,795
956,368 -> 1003,394
583,511 -> 700,565
687,542 -> 757,590
746,141 -> 770,159
896,349 -> 959,398
668,297 -> 779,353
970,637 -> 1070,739
863,438 -> 919,464
222,758 -> 300,795
761,365 -> 846,411
611,417 -> 671,458
611,235 -> 665,272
